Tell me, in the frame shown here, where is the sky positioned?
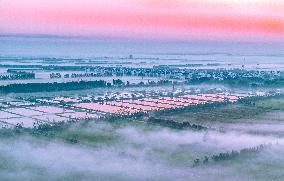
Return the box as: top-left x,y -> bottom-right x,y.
0,0 -> 283,42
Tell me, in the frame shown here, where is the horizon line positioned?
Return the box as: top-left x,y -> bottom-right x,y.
1,33 -> 283,44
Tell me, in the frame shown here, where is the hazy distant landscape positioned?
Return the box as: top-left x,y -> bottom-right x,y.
0,35 -> 283,180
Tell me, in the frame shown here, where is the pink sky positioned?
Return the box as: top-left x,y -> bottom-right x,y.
0,0 -> 283,41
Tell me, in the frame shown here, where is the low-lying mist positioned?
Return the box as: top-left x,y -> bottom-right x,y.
0,121 -> 283,181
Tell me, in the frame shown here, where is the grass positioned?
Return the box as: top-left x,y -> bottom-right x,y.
153,95 -> 284,125
58,127 -> 120,146
255,97 -> 284,110
155,104 -> 269,124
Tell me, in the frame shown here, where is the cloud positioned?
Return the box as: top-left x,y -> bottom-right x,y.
0,121 -> 283,180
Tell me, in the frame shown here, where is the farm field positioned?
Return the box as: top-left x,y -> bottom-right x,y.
0,87 -> 252,127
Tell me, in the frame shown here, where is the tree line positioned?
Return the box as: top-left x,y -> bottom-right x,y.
0,71 -> 35,80
0,80 -> 108,93
193,144 -> 268,167
148,117 -> 207,130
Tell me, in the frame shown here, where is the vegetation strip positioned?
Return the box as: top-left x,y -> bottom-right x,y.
147,117 -> 208,130
192,144 -> 270,167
